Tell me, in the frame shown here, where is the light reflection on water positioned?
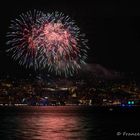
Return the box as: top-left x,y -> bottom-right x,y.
0,111 -> 98,140
0,106 -> 140,140
19,114 -> 89,140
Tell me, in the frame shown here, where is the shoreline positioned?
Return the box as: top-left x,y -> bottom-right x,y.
0,105 -> 140,114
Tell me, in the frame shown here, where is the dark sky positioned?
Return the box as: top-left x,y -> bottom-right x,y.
0,0 -> 140,78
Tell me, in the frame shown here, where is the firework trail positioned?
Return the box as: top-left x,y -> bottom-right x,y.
6,10 -> 88,76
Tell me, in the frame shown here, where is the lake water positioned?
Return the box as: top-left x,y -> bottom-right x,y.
0,106 -> 140,140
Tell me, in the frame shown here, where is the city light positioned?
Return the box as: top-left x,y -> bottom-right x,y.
128,101 -> 135,105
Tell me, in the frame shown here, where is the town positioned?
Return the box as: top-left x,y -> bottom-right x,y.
0,75 -> 140,107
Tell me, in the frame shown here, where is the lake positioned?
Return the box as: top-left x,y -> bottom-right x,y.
0,106 -> 140,140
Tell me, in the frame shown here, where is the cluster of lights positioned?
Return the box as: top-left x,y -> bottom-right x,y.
128,101 -> 134,105
121,100 -> 135,107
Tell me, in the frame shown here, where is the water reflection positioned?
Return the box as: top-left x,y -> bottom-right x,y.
0,112 -> 95,140
19,113 -> 88,140
0,107 -> 140,140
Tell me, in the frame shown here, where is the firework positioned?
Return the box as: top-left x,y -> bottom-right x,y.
6,10 -> 88,76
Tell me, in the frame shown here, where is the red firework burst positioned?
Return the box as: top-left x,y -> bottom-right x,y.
6,10 -> 88,76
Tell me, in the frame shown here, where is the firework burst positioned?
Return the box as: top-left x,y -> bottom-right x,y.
6,10 -> 88,76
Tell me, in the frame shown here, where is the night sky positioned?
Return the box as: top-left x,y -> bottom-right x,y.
0,0 -> 140,78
